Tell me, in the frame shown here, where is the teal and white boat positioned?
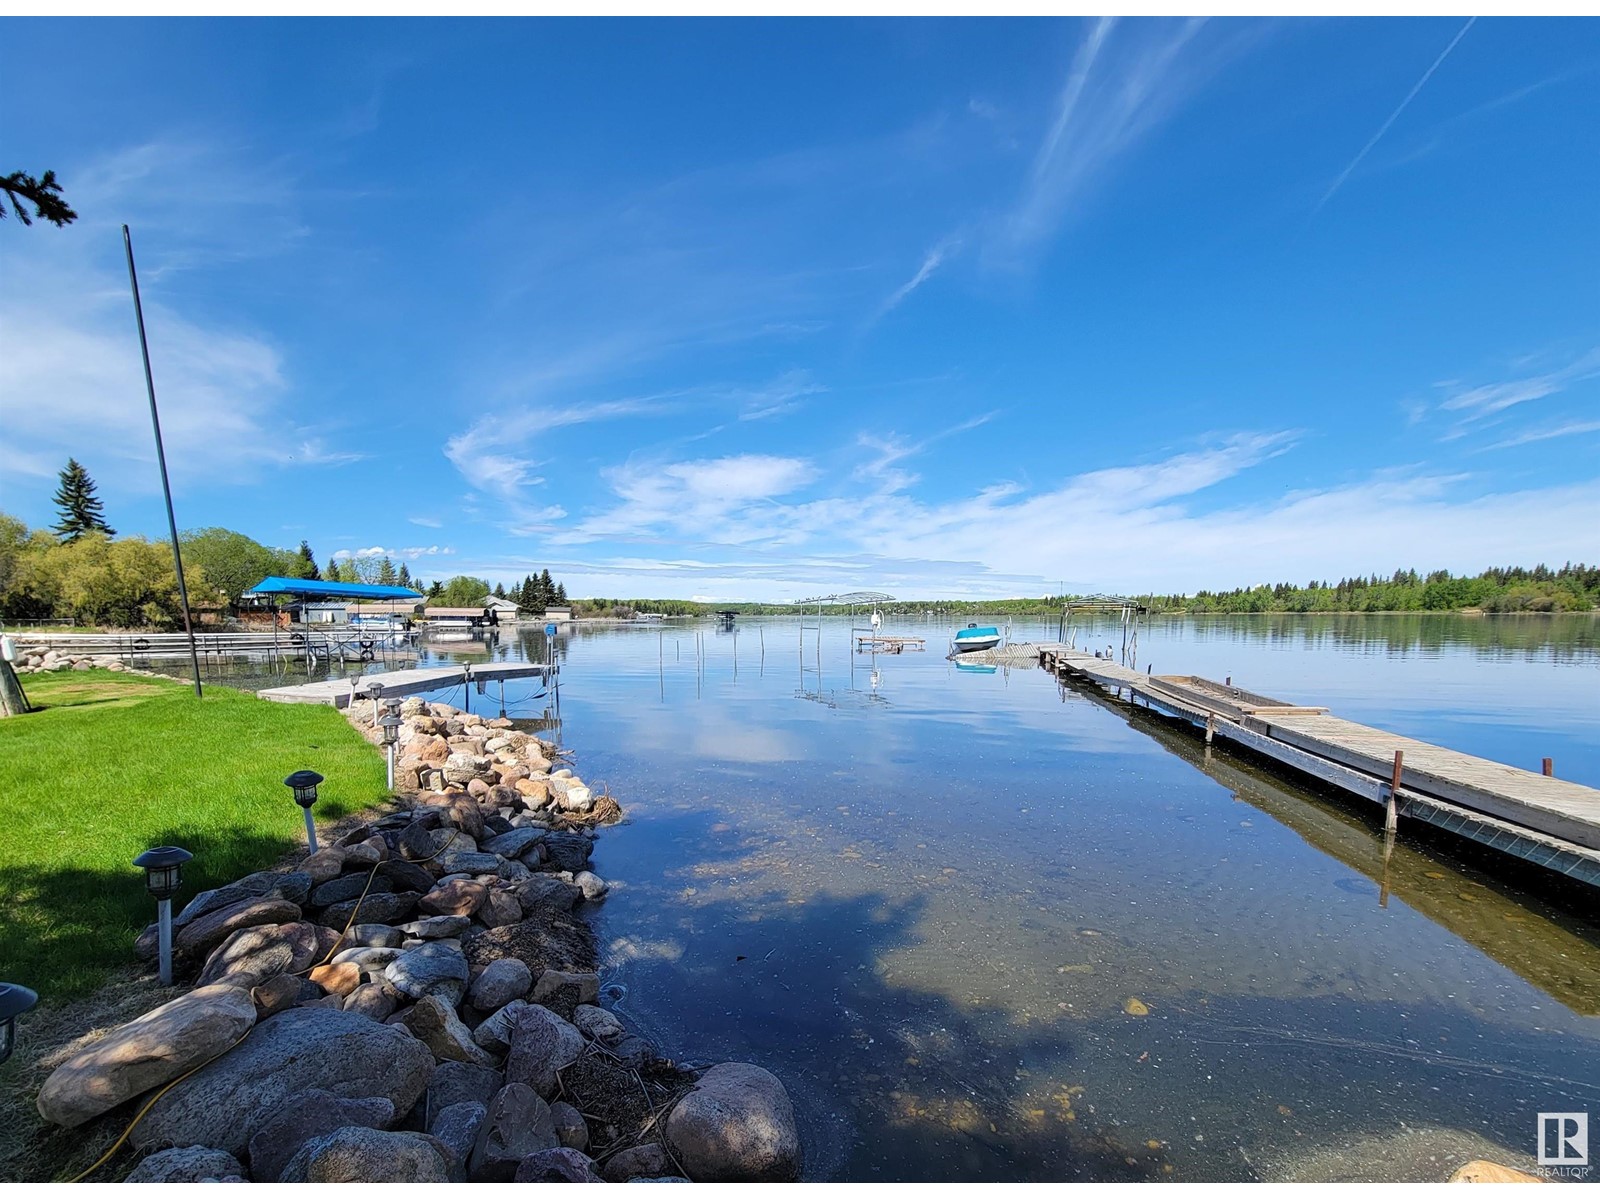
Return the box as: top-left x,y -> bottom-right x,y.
952,623 -> 1002,653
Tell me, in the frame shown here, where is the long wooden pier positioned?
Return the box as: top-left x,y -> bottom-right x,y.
257,662 -> 555,708
1038,645 -> 1600,888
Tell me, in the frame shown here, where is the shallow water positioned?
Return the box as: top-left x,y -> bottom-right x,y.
223,613 -> 1600,1180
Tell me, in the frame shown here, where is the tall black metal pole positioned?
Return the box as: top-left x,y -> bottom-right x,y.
123,225 -> 203,698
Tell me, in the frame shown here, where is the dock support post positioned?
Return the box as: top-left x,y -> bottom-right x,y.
1543,757 -> 1554,777
1205,713 -> 1215,746
1385,750 -> 1404,835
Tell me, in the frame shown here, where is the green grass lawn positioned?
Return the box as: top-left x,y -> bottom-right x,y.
0,670 -> 388,1000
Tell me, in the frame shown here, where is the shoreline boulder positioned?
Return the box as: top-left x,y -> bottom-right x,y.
664,1062 -> 802,1182
36,984 -> 257,1129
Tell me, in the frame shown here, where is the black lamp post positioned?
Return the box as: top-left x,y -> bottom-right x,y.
134,845 -> 192,985
285,769 -> 324,854
378,714 -> 402,790
0,983 -> 39,1065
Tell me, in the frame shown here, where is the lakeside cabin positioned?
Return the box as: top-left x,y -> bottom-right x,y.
478,595 -> 523,622
544,604 -> 573,622
424,606 -> 490,630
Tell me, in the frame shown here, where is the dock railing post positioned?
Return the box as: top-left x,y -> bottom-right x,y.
1542,757 -> 1554,778
1385,750 -> 1404,835
1205,713 -> 1215,745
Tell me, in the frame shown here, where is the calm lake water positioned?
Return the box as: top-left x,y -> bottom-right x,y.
236,613 -> 1600,1180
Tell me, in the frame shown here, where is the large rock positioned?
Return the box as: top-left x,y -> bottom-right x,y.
231,870 -> 313,907
467,958 -> 532,1011
376,857 -> 437,895
573,870 -> 609,901
386,942 -> 470,1003
277,1126 -> 451,1182
425,1059 -> 504,1117
133,1007 -> 435,1157
503,1004 -> 584,1099
299,847 -> 347,884
550,1100 -> 589,1152
437,851 -> 500,875
470,1000 -> 529,1055
664,1062 -> 802,1182
174,898 -> 303,961
482,828 -> 544,858
418,880 -> 487,918
196,921 -> 322,989
317,890 -> 418,930
513,1147 -> 604,1182
125,1145 -> 245,1183
429,1101 -> 486,1181
531,969 -> 599,1010
310,872 -> 394,908
573,1004 -> 625,1044
36,984 -> 257,1128
253,973 -> 319,1020
468,1083 -> 558,1181
245,1089 -> 395,1184
479,889 -> 523,928
602,1142 -> 673,1182
512,875 -> 579,913
542,832 -> 592,872
404,995 -> 497,1067
342,981 -> 398,1021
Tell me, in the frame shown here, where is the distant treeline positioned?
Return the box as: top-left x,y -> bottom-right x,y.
571,564 -> 1599,618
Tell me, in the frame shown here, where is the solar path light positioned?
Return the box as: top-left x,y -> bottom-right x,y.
0,982 -> 39,1064
133,845 -> 192,986
366,681 -> 383,724
285,769 -> 325,854
379,713 -> 402,790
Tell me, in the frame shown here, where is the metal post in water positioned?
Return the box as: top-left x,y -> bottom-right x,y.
1385,750 -> 1404,835
123,226 -> 202,699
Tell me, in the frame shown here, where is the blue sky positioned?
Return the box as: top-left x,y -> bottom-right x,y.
2,16 -> 1597,601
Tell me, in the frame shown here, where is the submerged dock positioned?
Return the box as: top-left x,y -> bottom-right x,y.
1038,645 -> 1600,888
257,662 -> 555,708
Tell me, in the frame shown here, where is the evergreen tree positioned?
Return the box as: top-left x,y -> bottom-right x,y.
506,578 -> 523,606
397,563 -> 412,588
378,556 -> 397,586
295,540 -> 321,580
493,582 -> 506,599
555,581 -> 567,604
427,580 -> 444,600
51,458 -> 115,542
539,569 -> 555,608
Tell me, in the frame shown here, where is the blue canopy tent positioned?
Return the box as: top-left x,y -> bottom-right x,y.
244,577 -> 423,601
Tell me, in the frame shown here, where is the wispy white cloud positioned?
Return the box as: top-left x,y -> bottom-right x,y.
553,454 -> 820,547
1433,347 -> 1600,430
990,16 -> 1221,264
1483,419 -> 1600,451
332,544 -> 455,559
733,369 -> 826,421
458,429 -> 1600,600
1315,17 -> 1477,213
875,236 -> 961,319
408,515 -> 443,528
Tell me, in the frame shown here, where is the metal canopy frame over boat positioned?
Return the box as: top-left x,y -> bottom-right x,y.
1058,594 -> 1148,667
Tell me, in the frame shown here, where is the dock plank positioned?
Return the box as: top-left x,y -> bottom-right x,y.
258,663 -> 554,708
1040,646 -> 1600,869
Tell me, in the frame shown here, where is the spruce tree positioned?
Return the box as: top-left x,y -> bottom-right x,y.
51,458 -> 115,542
378,556 -> 397,586
539,569 -> 554,608
555,581 -> 567,603
494,582 -> 506,599
296,540 -> 320,579
397,563 -> 412,588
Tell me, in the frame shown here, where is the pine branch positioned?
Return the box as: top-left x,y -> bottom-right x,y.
2,170 -> 78,227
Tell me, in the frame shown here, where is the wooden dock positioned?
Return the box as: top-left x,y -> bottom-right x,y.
855,635 -> 926,652
1038,645 -> 1600,888
257,662 -> 555,708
